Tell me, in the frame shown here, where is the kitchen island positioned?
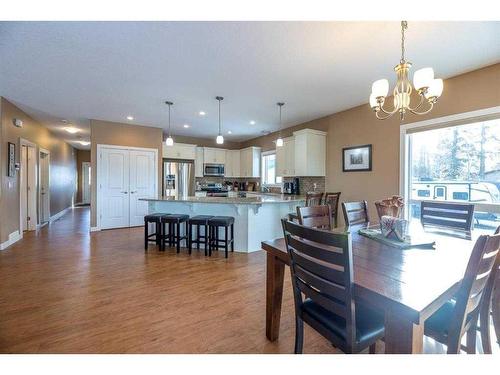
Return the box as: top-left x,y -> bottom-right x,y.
141,194 -> 305,253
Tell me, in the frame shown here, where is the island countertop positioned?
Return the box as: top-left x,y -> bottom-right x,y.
140,194 -> 305,205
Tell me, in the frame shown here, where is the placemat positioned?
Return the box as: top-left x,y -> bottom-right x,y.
358,228 -> 435,249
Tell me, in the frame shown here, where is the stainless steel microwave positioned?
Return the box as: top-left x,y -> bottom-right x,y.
204,163 -> 225,177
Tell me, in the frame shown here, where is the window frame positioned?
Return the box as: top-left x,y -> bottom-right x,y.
261,150 -> 282,187
400,106 -> 500,220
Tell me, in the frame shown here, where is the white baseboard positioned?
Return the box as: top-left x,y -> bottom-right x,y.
50,206 -> 72,223
90,226 -> 100,232
0,230 -> 22,251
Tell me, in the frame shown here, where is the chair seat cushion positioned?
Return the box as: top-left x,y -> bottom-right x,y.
208,216 -> 235,226
144,213 -> 168,222
189,215 -> 214,224
161,214 -> 189,223
301,299 -> 385,345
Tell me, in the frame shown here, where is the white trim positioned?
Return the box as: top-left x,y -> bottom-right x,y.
96,144 -> 158,231
399,106 -> 500,218
50,206 -> 72,223
81,161 -> 91,204
38,148 -> 51,225
90,226 -> 100,232
19,138 -> 38,233
0,230 -> 22,251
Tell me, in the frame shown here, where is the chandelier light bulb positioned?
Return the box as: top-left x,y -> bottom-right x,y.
216,134 -> 224,144
276,137 -> 284,147
413,67 -> 434,91
371,79 -> 389,98
425,79 -> 444,100
369,93 -> 378,109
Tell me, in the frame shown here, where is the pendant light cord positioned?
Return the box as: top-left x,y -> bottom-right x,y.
165,101 -> 173,137
277,102 -> 285,138
216,96 -> 223,135
218,98 -> 221,135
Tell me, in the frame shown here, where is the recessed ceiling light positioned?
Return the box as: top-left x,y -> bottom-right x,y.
198,111 -> 206,116
64,127 -> 79,134
183,124 -> 190,128
250,120 -> 256,125
227,130 -> 232,134
126,116 -> 134,121
79,141 -> 90,146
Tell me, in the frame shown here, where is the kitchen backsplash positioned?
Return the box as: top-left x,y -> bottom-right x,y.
283,176 -> 326,194
195,177 -> 261,190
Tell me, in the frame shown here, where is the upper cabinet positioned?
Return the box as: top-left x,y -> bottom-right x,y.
204,147 -> 226,164
195,147 -> 204,177
225,149 -> 241,178
240,147 -> 261,178
276,129 -> 326,177
163,143 -> 197,160
276,137 -> 295,177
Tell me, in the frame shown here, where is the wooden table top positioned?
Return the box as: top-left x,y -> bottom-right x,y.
262,222 -> 490,323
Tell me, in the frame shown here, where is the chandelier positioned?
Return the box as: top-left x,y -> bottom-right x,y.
370,21 -> 443,121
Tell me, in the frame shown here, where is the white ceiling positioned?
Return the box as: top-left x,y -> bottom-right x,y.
0,21 -> 499,150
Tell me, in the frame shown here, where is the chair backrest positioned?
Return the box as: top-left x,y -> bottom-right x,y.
281,219 -> 355,347
324,192 -> 341,227
446,227 -> 500,353
296,205 -> 332,230
306,192 -> 324,207
420,201 -> 474,232
342,200 -> 369,226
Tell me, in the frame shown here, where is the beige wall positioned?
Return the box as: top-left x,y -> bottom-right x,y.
76,149 -> 91,203
0,97 -> 77,243
90,119 -> 164,227
242,63 -> 500,224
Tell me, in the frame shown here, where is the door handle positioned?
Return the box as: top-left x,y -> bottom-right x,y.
131,191 -> 137,194
121,191 -> 128,194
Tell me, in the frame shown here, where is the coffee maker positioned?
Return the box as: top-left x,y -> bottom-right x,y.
283,178 -> 300,195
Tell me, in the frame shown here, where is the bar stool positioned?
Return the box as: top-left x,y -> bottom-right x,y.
188,215 -> 214,256
161,214 -> 189,253
144,213 -> 169,251
208,216 -> 235,258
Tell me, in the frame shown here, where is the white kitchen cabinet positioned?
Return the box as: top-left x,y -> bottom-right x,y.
195,147 -> 204,177
275,129 -> 326,177
293,129 -> 326,176
225,149 -> 241,178
240,147 -> 261,177
204,147 -> 226,164
276,137 -> 295,177
163,143 -> 196,160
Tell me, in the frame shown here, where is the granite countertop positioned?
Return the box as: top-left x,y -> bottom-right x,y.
140,194 -> 305,205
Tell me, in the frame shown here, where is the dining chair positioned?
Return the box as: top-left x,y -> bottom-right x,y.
420,201 -> 474,232
288,191 -> 325,222
342,200 -> 369,226
281,219 -> 385,354
296,205 -> 332,229
323,192 -> 341,228
424,226 -> 500,353
478,226 -> 500,354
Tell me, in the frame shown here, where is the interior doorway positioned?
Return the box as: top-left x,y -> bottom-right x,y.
82,162 -> 91,205
39,149 -> 51,225
20,140 -> 37,232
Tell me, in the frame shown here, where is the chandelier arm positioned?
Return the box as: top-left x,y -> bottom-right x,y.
375,110 -> 396,120
378,102 -> 399,116
407,94 -> 425,112
408,101 -> 434,116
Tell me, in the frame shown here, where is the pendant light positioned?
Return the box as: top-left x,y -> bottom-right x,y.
165,101 -> 174,146
276,102 -> 285,147
215,96 -> 224,145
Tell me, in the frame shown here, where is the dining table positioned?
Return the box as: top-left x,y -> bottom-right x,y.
261,221 -> 496,354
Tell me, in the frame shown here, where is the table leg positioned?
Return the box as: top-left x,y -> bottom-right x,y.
384,310 -> 424,354
266,253 -> 285,341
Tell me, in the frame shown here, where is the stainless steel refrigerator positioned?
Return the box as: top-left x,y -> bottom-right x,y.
163,160 -> 195,197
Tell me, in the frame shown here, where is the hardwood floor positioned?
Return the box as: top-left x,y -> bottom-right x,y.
0,207 -> 338,353
0,207 -> 494,353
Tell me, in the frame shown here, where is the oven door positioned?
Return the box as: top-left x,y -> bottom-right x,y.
204,164 -> 225,177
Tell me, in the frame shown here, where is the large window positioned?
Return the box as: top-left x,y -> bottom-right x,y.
406,117 -> 500,230
261,152 -> 282,186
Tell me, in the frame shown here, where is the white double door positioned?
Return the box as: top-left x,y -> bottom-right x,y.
99,146 -> 157,229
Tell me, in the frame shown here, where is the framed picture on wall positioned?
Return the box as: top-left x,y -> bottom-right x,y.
342,144 -> 372,172
7,142 -> 16,177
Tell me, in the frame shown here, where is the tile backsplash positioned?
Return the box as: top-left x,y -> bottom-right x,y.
283,176 -> 326,194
